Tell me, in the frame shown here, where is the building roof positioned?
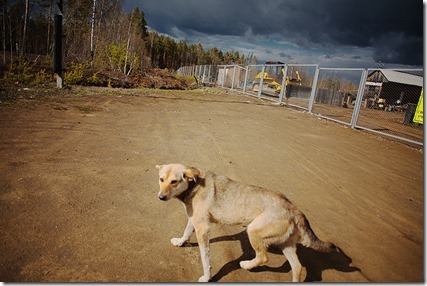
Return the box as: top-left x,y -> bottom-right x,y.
379,69 -> 423,87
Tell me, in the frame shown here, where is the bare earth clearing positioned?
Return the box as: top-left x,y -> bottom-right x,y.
0,86 -> 423,282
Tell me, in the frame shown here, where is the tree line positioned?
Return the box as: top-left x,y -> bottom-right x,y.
1,0 -> 258,75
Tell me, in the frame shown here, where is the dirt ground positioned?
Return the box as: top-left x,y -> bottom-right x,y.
0,86 -> 423,282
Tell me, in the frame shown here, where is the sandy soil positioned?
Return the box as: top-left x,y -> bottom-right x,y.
0,86 -> 423,282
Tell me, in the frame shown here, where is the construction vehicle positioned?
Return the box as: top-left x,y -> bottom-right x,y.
252,64 -> 302,96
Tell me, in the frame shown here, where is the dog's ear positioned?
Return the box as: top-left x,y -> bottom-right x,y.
183,167 -> 201,182
155,165 -> 163,170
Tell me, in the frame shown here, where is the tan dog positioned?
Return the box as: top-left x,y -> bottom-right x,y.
156,163 -> 337,282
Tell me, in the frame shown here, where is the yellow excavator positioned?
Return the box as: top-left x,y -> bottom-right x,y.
252,65 -> 302,96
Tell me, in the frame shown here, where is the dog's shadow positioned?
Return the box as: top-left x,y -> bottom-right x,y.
184,230 -> 360,282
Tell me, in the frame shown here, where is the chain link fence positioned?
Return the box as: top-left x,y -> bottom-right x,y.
354,69 -> 423,144
176,64 -> 423,146
311,68 -> 366,126
176,65 -> 219,84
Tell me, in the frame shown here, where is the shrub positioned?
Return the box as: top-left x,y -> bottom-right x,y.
2,61 -> 34,84
86,71 -> 102,86
64,62 -> 88,84
32,69 -> 54,85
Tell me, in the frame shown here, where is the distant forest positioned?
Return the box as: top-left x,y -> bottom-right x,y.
1,0 -> 258,75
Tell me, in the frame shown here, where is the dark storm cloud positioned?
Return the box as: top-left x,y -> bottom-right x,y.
279,52 -> 293,60
372,32 -> 423,66
135,0 -> 423,66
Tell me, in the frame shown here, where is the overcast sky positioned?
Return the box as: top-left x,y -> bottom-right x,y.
125,0 -> 424,68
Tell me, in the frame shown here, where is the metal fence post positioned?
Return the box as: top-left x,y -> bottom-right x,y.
231,65 -> 236,90
257,65 -> 265,99
308,66 -> 320,113
201,65 -> 206,82
222,66 -> 227,88
350,69 -> 368,129
278,65 -> 288,104
243,66 -> 249,94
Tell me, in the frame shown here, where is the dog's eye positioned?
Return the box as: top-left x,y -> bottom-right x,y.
160,178 -> 164,182
171,180 -> 178,184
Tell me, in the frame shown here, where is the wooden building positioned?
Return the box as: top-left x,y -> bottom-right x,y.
365,69 -> 423,105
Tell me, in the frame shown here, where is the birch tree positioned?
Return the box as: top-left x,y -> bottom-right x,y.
2,1 -> 6,64
123,9 -> 133,74
20,0 -> 29,59
90,0 -> 96,65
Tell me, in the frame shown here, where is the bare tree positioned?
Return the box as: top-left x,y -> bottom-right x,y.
90,0 -> 96,65
20,0 -> 29,59
8,6 -> 12,62
46,0 -> 53,56
123,9 -> 133,74
2,1 -> 6,64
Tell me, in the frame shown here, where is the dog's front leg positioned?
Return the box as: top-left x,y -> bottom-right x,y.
195,222 -> 211,282
171,218 -> 194,247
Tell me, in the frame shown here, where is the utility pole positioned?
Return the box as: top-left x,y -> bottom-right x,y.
54,0 -> 63,88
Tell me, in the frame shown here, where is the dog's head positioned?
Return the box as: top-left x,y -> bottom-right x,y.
155,164 -> 201,201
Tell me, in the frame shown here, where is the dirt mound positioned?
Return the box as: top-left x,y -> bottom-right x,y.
82,68 -> 198,89
139,68 -> 198,90
0,59 -> 198,90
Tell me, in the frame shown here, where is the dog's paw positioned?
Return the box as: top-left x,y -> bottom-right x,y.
239,260 -> 254,270
198,275 -> 210,282
171,237 -> 185,247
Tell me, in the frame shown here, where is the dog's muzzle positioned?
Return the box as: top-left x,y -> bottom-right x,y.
158,194 -> 168,201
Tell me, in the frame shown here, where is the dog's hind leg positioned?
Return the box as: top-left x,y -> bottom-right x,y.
239,215 -> 270,270
282,245 -> 302,282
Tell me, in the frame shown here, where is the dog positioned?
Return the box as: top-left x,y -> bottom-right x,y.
155,163 -> 337,282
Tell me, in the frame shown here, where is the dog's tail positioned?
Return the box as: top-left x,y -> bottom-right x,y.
296,213 -> 338,253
